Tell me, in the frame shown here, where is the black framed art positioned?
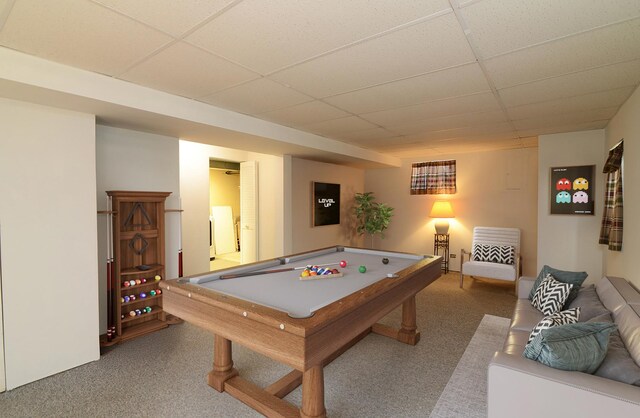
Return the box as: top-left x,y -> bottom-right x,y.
312,182 -> 340,226
550,165 -> 595,215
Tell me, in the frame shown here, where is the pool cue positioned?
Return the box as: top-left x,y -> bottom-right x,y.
106,196 -> 112,342
178,197 -> 183,278
219,262 -> 342,280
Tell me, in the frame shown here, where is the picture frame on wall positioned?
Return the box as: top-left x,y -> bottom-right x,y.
549,165 -> 595,215
312,182 -> 340,226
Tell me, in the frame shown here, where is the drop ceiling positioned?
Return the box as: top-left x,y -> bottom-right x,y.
0,0 -> 639,158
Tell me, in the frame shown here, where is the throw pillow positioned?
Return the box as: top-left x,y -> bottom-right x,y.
529,265 -> 588,306
566,285 -> 610,322
531,274 -> 573,316
527,308 -> 581,345
472,244 -> 515,265
523,322 -> 617,373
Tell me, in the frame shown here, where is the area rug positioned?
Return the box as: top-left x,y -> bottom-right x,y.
429,314 -> 511,418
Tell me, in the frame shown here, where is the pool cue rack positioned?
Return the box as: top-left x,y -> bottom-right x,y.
101,191 -> 172,346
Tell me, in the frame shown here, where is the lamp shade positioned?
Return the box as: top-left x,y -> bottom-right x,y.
429,201 -> 454,218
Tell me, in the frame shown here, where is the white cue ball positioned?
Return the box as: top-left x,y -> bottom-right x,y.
280,324 -> 285,330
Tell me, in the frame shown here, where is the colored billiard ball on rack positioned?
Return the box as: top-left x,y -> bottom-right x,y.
124,296 -> 130,303
123,281 -> 130,287
358,265 -> 367,273
135,279 -> 142,285
141,278 -> 147,284
149,290 -> 156,297
156,289 -> 162,295
382,258 -> 389,265
140,292 -> 147,299
155,275 -> 162,281
129,280 -> 136,287
129,311 -> 136,317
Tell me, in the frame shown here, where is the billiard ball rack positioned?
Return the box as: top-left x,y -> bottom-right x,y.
101,191 -> 173,346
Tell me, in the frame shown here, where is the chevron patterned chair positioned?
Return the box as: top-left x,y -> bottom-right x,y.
460,227 -> 521,288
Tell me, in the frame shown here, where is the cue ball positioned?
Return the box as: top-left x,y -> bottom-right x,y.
382,258 -> 389,264
358,265 -> 367,273
339,260 -> 347,268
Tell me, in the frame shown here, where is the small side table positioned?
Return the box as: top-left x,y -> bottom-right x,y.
434,233 -> 450,273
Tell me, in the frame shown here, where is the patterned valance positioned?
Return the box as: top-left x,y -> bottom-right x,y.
410,160 -> 456,195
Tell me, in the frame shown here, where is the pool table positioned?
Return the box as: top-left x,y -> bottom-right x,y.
160,246 -> 441,417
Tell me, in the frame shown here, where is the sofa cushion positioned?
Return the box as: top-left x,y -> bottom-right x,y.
615,304 -> 640,366
531,274 -> 573,316
567,285 -> 610,322
461,260 -> 517,281
511,299 -> 544,331
523,322 -> 617,373
472,243 -> 515,264
503,329 -> 529,355
595,330 -> 640,386
529,265 -> 588,306
527,308 -> 581,345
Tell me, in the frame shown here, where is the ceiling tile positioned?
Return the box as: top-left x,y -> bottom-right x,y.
121,42 -> 259,98
258,100 -> 351,127
0,0 -> 172,75
92,0 -> 236,37
360,92 -> 500,126
186,0 -> 451,74
513,107 -> 617,131
333,127 -> 398,142
200,78 -> 312,115
484,19 -> 640,88
389,110 -> 507,135
506,87 -> 634,120
498,59 -> 640,107
324,64 -> 490,114
269,13 -> 474,97
302,116 -> 378,137
518,120 -> 608,137
461,0 -> 640,58
396,122 -> 516,142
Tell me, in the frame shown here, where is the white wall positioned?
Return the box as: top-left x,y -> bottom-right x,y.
537,130 -> 606,285
365,148 -> 538,275
289,158 -> 365,253
95,125 -> 180,334
179,140 -> 284,275
0,98 -> 99,389
605,85 -> 640,288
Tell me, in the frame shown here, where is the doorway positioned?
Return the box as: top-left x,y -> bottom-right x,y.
209,160 -> 241,271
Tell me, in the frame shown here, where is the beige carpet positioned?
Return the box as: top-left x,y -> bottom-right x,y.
0,273 -> 515,417
430,314 -> 511,418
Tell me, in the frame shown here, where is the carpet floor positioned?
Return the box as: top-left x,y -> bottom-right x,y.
430,315 -> 511,418
0,273 -> 516,417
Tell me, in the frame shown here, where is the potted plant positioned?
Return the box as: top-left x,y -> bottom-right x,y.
354,192 -> 394,248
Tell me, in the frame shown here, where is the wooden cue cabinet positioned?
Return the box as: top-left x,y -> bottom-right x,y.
108,191 -> 171,343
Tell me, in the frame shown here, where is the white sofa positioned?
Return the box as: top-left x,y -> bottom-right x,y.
488,276 -> 640,417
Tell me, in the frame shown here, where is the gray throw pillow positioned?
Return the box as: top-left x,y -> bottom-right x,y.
529,265 -> 588,306
523,322 -> 617,373
567,285 -> 610,322
595,331 -> 640,386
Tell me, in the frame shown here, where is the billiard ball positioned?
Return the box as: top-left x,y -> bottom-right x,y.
154,275 -> 162,281
129,280 -> 136,287
124,296 -> 130,303
382,258 -> 389,265
141,278 -> 147,284
156,289 -> 162,295
130,295 -> 136,301
339,260 -> 347,268
135,309 -> 142,316
129,311 -> 136,317
140,292 -> 147,299
135,279 -> 142,285
123,281 -> 130,287
331,269 -> 339,274
121,297 -> 125,303
149,290 -> 157,297
358,265 -> 367,273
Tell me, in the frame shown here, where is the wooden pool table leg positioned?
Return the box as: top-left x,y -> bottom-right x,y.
208,335 -> 239,392
300,365 -> 326,418
398,295 -> 421,345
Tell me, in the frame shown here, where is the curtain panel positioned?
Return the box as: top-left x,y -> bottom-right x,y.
410,160 -> 456,195
599,141 -> 623,251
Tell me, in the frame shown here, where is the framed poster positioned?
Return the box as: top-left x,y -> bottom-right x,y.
550,165 -> 595,215
313,182 -> 340,226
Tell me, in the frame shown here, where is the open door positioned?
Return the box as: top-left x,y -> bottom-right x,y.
240,161 -> 258,264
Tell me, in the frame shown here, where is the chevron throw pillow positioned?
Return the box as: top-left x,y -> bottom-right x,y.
531,274 -> 574,315
526,307 -> 581,346
472,244 -> 515,264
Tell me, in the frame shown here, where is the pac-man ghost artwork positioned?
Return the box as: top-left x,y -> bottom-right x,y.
556,191 -> 571,203
573,191 -> 589,204
573,177 -> 589,190
556,178 -> 571,190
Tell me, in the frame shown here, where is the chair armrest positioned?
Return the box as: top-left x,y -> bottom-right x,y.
517,276 -> 536,298
488,352 -> 640,418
